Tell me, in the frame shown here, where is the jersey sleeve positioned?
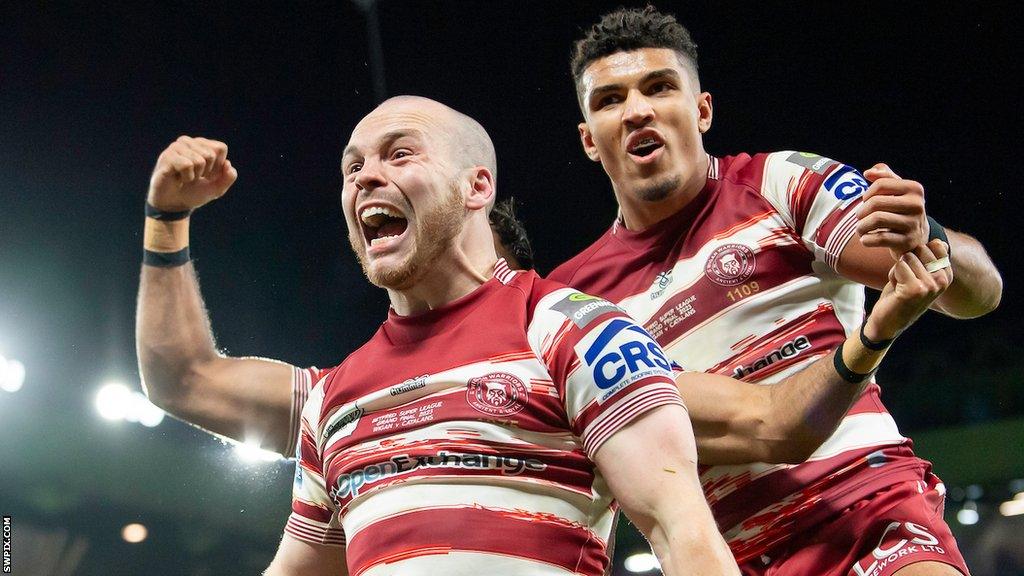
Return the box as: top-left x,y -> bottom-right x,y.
528,288 -> 686,459
758,151 -> 867,271
285,366 -> 331,458
284,381 -> 347,548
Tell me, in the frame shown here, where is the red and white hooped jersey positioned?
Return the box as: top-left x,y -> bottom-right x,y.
285,261 -> 684,576
547,152 -> 931,562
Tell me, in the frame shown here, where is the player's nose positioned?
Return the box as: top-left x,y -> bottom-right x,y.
622,90 -> 655,129
354,156 -> 387,192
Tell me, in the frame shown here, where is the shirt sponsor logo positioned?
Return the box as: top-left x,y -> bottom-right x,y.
705,243 -> 756,286
732,336 -> 811,378
823,164 -> 869,201
322,405 -> 363,442
331,451 -> 547,500
852,521 -> 944,576
786,151 -> 836,175
390,374 -> 428,396
551,292 -> 621,329
583,319 -> 672,397
467,372 -> 529,417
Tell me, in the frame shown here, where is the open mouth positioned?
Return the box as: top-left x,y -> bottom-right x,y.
359,204 -> 409,248
626,130 -> 665,162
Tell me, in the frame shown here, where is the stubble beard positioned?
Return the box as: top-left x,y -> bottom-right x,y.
349,182 -> 466,290
633,174 -> 683,202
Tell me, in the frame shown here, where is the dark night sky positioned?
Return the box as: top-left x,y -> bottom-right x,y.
1,0 -> 1021,497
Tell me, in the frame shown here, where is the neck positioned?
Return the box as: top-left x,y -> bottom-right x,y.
617,154 -> 709,231
387,221 -> 497,316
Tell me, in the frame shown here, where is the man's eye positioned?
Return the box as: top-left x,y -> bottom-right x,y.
650,82 -> 674,93
597,95 -> 622,108
347,163 -> 362,174
391,149 -> 412,160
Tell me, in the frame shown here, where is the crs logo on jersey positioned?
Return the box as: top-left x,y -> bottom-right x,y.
583,318 -> 673,396
823,164 -> 869,201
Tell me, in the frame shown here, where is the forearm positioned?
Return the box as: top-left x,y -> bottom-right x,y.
136,216 -> 221,398
762,325 -> 890,461
931,230 -> 1002,318
647,502 -> 739,576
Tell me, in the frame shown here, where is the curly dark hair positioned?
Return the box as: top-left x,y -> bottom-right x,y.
571,5 -> 700,102
488,197 -> 534,270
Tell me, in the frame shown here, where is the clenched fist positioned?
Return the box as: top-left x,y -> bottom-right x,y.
148,136 -> 238,212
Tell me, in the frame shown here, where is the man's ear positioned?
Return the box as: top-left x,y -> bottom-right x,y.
697,91 -> 713,134
464,166 -> 495,211
579,122 -> 601,162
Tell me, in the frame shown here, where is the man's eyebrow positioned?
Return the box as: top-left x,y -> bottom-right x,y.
588,68 -> 682,104
341,129 -> 424,164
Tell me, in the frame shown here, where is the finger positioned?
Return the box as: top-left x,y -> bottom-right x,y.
857,194 -> 925,219
910,241 -> 938,264
195,137 -> 228,176
890,256 -> 917,287
927,238 -> 950,259
863,163 -> 899,182
179,146 -> 209,180
169,152 -> 197,184
859,230 -> 918,253
862,177 -> 924,201
856,212 -> 916,236
182,138 -> 217,179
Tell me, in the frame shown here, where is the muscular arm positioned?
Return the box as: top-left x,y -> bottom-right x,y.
684,240 -> 953,465
840,228 -> 1001,318
265,534 -> 348,576
595,405 -> 739,576
136,136 -> 299,455
137,260 -> 297,454
839,163 -> 1001,318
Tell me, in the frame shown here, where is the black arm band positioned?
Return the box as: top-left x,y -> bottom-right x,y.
926,216 -> 950,253
832,342 -> 874,384
143,247 -> 190,267
145,202 -> 192,221
859,322 -> 895,351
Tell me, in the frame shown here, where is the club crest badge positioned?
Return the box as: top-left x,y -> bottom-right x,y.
467,372 -> 528,417
705,243 -> 756,286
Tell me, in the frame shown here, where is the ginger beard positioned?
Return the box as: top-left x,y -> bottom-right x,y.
348,178 -> 466,290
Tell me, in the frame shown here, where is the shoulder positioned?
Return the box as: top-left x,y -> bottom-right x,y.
546,228 -> 617,286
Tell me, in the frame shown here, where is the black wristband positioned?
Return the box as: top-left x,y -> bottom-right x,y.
143,247 -> 190,267
833,342 -> 874,384
859,322 -> 895,351
145,202 -> 191,221
926,216 -> 950,254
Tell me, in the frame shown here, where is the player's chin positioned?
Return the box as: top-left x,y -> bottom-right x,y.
364,254 -> 418,290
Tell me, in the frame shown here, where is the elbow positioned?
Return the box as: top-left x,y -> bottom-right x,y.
137,347 -> 208,415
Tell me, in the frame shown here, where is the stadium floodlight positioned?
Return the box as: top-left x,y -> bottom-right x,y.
121,523 -> 148,543
96,383 -> 133,421
0,353 -> 26,393
999,493 -> 1024,517
956,502 -> 979,525
235,439 -> 283,463
623,552 -> 660,573
95,382 -> 165,426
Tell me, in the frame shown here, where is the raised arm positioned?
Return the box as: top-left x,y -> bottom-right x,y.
137,136 -> 299,455
683,239 -> 952,465
839,163 -> 1001,318
594,405 -> 739,575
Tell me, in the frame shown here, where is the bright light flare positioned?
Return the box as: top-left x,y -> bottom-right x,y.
235,439 -> 283,463
0,358 -> 25,393
624,552 -> 661,573
121,523 -> 148,543
1000,493 -> 1024,517
95,382 -> 165,427
957,507 -> 979,525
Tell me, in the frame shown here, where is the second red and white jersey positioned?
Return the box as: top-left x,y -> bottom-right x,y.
548,152 -> 930,562
285,261 -> 684,575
